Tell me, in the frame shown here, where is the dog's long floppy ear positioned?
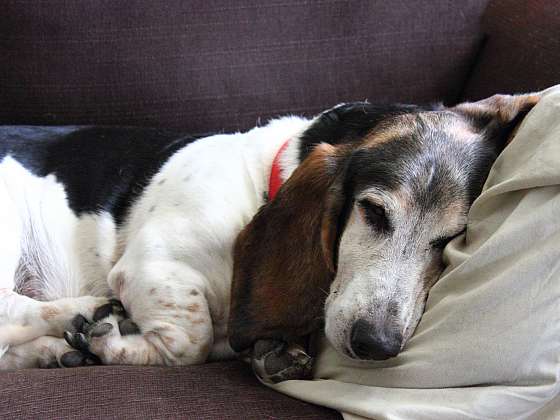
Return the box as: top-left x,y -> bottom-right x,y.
453,93 -> 541,146
228,143 -> 350,353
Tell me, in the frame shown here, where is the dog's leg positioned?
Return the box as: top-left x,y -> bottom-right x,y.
64,260 -> 214,366
0,289 -> 112,348
0,335 -> 96,370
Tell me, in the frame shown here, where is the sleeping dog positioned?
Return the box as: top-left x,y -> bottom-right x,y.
0,93 -> 539,382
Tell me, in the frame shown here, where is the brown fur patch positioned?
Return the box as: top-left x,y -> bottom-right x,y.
186,303 -> 200,313
115,348 -> 128,363
229,144 -> 346,352
40,305 -> 61,321
454,93 -> 541,129
365,114 -> 417,148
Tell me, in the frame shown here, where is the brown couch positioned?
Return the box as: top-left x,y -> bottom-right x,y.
1,1 -> 558,418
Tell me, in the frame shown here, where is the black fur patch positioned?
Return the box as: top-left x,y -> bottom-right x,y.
298,102 -> 436,161
0,126 -> 201,224
297,102 -> 506,241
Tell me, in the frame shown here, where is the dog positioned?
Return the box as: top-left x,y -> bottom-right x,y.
0,93 -> 539,382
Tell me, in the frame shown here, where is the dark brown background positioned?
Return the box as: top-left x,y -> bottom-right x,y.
1,0 -> 492,136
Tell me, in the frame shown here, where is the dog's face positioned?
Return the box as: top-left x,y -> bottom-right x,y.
324,109 -> 493,359
229,94 -> 539,361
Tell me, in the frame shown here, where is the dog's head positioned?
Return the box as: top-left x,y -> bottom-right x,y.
229,93 -> 540,360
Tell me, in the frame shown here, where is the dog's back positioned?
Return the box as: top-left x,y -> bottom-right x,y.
0,126 -> 198,300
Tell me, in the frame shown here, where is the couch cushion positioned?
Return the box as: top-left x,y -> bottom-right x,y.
0,0 -> 488,134
0,361 -> 340,419
462,0 -> 560,99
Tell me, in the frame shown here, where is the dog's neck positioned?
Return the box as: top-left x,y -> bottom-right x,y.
276,133 -> 303,185
246,116 -> 308,203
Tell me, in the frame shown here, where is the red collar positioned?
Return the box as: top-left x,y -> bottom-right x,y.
268,139 -> 290,201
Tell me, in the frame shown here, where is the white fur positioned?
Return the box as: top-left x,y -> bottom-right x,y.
0,116 -> 311,368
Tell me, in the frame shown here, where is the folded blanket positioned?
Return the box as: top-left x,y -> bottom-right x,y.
273,85 -> 560,419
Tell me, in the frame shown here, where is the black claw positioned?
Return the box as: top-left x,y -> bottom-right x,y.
93,303 -> 116,322
71,314 -> 90,333
60,351 -> 86,367
93,300 -> 126,321
118,319 -> 140,336
64,332 -> 91,352
90,322 -> 113,337
64,331 -> 75,347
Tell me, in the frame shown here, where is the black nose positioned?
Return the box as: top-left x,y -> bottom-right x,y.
349,319 -> 402,360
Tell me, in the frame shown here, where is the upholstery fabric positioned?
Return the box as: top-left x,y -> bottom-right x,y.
462,0 -> 560,100
0,361 -> 340,419
0,0 -> 488,135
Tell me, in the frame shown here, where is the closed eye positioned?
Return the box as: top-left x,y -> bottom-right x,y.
430,228 -> 466,250
359,199 -> 390,231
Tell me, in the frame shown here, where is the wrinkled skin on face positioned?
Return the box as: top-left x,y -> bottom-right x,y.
325,113 -> 482,359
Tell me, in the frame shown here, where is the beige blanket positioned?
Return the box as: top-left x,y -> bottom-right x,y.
273,86 -> 560,419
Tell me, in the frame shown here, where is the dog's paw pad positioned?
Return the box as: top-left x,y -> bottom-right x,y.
92,299 -> 126,322
64,331 -> 90,352
60,350 -> 100,368
118,319 -> 140,336
63,324 -> 112,366
251,340 -> 314,384
90,322 -> 113,337
64,321 -> 114,348
63,300 -> 131,365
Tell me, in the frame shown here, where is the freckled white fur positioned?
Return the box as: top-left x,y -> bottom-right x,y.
0,116 -> 311,368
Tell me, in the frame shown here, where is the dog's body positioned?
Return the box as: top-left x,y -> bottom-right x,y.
0,94 -> 539,374
0,117 -> 309,368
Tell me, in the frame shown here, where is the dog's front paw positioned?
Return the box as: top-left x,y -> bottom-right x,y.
251,339 -> 314,384
61,299 -> 139,367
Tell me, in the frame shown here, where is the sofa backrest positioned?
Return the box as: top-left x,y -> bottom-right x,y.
0,0 -> 489,134
462,0 -> 560,100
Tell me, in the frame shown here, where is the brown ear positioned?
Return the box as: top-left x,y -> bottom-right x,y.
454,93 -> 541,144
228,143 -> 349,352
